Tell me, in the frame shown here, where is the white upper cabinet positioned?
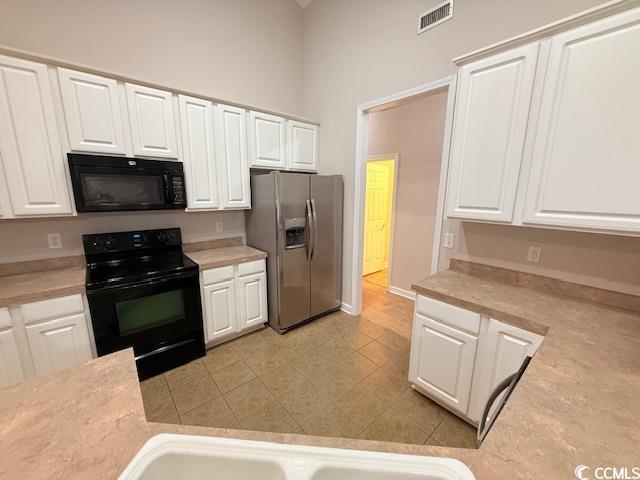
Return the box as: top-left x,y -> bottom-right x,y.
0,55 -> 73,216
446,43 -> 539,222
249,111 -> 286,169
125,83 -> 178,159
216,104 -> 250,209
521,8 -> 640,232
287,120 -> 318,172
58,68 -> 127,155
178,95 -> 219,210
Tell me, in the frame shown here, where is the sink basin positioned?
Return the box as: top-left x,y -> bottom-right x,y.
118,434 -> 475,480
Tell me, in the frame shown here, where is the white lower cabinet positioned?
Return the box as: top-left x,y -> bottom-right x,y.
0,329 -> 25,388
410,312 -> 478,414
202,259 -> 267,344
25,312 -> 92,377
409,294 -> 544,423
467,318 -> 544,423
203,278 -> 237,342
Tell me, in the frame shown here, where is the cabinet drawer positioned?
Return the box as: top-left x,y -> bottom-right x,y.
0,308 -> 11,329
20,294 -> 84,325
202,265 -> 235,285
415,295 -> 480,334
237,259 -> 266,277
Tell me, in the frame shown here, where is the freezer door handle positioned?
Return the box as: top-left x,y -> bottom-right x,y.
306,199 -> 314,261
310,198 -> 318,260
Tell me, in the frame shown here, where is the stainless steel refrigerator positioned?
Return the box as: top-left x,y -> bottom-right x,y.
245,172 -> 343,333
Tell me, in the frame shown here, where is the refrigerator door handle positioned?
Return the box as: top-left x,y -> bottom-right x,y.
306,199 -> 314,261
310,198 -> 318,259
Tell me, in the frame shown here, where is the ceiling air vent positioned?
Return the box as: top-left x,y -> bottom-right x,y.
418,0 -> 453,35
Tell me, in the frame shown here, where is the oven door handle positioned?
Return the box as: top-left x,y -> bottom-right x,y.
89,270 -> 197,293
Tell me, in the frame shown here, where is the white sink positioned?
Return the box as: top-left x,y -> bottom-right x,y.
118,434 -> 475,480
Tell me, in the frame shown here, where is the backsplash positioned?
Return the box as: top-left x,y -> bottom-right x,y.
0,210 -> 245,264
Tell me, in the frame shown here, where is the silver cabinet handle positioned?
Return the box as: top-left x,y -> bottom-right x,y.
310,198 -> 318,260
306,199 -> 313,261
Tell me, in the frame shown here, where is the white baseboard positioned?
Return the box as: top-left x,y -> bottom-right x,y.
340,302 -> 353,315
387,285 -> 416,301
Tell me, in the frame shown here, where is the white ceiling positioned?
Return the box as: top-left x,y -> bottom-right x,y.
295,0 -> 313,8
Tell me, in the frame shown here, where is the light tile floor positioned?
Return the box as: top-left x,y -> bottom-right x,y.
140,309 -> 477,448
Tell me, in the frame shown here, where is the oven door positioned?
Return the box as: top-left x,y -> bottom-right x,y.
87,270 -> 203,359
70,164 -> 175,212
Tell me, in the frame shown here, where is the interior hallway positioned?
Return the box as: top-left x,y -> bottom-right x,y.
362,269 -> 414,340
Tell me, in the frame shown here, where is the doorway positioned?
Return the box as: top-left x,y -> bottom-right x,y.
352,76 -> 457,336
362,155 -> 397,288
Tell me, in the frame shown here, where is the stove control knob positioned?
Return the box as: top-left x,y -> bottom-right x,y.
165,230 -> 177,243
156,231 -> 167,243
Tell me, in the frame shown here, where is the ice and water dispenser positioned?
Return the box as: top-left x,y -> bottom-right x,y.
284,218 -> 306,249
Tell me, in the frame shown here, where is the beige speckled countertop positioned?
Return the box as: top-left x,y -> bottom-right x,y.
185,245 -> 267,270
1,266 -> 638,479
0,245 -> 266,308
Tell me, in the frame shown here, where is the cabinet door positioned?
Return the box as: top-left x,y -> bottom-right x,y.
409,312 -> 477,414
58,68 -> 127,154
178,95 -> 219,210
125,83 -> 178,158
446,43 -> 539,222
249,111 -> 286,169
286,120 -> 318,171
468,318 -> 543,422
522,9 -> 640,232
203,279 -> 238,342
217,104 -> 250,208
237,271 -> 267,331
0,329 -> 25,388
25,313 -> 92,377
0,55 -> 73,216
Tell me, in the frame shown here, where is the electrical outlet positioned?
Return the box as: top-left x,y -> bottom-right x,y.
443,233 -> 455,249
47,233 -> 62,249
526,246 -> 542,263
215,221 -> 223,233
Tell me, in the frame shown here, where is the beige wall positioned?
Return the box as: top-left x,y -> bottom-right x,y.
0,211 -> 245,263
367,91 -> 448,293
0,0 -> 304,114
0,0 -> 305,263
301,0 -> 640,306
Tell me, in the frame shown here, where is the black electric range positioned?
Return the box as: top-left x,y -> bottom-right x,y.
83,228 -> 204,380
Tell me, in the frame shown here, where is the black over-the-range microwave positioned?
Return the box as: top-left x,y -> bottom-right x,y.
67,154 -> 186,212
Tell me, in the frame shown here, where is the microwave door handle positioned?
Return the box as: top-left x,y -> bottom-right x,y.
477,372 -> 517,447
163,173 -> 171,202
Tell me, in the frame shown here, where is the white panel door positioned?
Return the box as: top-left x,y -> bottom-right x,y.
25,313 -> 92,377
58,68 -> 127,154
237,271 -> 267,331
287,120 -> 318,171
446,43 -> 539,222
178,95 -> 219,210
409,312 -> 478,414
522,9 -> 640,232
126,83 -> 178,158
217,104 -> 250,209
203,279 -> 238,342
249,111 -> 286,169
0,329 -> 25,388
468,318 -> 543,422
0,55 -> 73,216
